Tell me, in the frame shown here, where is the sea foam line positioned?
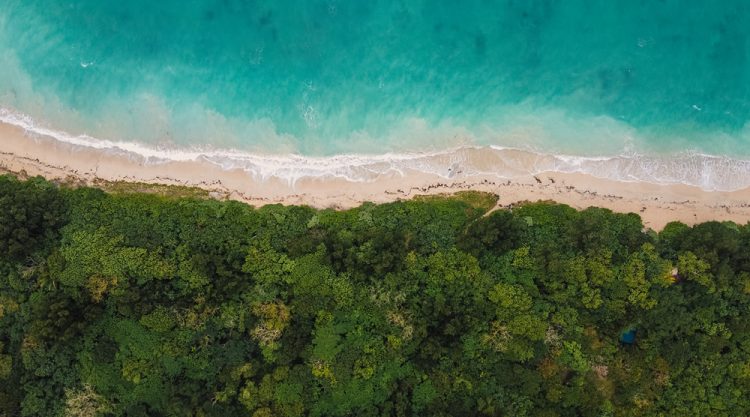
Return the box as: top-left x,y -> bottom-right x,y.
1,107 -> 750,191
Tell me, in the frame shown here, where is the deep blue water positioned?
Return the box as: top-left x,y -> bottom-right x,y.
1,0 -> 749,158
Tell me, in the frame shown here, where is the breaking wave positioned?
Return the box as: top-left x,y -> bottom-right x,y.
2,107 -> 749,191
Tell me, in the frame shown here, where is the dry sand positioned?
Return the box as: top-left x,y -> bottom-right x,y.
1,122 -> 749,230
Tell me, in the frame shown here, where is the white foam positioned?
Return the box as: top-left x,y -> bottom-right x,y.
2,106 -> 750,191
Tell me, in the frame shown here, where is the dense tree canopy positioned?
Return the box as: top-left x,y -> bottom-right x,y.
0,175 -> 67,263
1,175 -> 749,416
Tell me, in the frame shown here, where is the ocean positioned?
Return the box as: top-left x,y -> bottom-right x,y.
1,0 -> 749,189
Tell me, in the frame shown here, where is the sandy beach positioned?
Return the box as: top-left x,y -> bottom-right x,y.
1,121 -> 749,231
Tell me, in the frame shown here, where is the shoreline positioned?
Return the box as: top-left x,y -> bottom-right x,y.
1,121 -> 750,230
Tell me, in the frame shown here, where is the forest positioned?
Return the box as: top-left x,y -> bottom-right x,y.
1,174 -> 749,417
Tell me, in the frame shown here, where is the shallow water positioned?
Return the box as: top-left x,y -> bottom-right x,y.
0,1 -> 749,188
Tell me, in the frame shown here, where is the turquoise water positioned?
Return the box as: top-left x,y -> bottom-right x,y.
0,1 -> 749,186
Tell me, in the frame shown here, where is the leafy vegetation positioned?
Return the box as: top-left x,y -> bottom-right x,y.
1,175 -> 750,416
